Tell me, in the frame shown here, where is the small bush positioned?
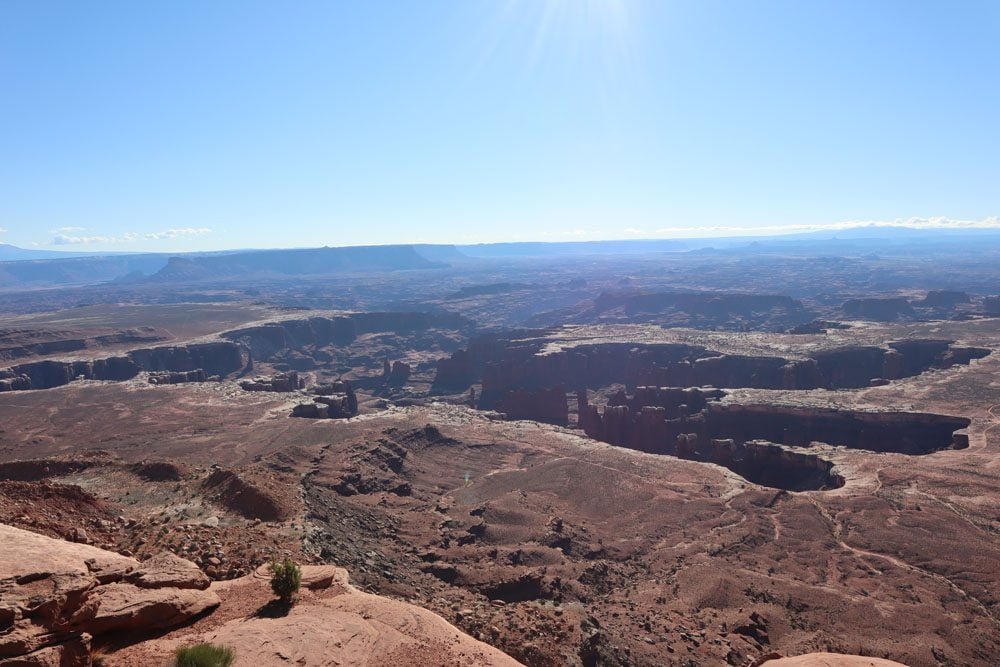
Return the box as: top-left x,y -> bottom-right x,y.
269,556 -> 301,603
173,643 -> 234,667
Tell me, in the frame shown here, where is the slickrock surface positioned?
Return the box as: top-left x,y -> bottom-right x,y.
0,524 -> 218,666
119,565 -> 522,667
760,653 -> 910,667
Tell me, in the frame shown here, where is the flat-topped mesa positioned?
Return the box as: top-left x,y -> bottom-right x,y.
841,296 -> 916,321
703,403 -> 971,455
0,341 -> 251,392
473,342 -> 708,404
148,369 -> 208,385
586,390 -> 969,456
224,312 -> 473,363
586,290 -> 814,331
579,387 -> 969,490
223,316 -> 358,358
0,309 -> 476,393
292,379 -> 358,419
239,371 -> 306,392
433,332 -> 990,398
494,385 -> 569,426
579,386 -> 726,448
917,289 -> 971,309
127,341 -> 249,378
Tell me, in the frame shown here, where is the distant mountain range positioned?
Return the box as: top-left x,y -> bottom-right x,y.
1,227 -> 999,290
0,245 -> 444,290
0,243 -> 115,262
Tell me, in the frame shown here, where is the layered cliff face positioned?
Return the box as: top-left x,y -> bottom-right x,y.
918,290 -> 970,309
841,297 -> 916,321
224,316 -> 358,359
0,329 -> 164,364
224,312 -> 473,360
552,290 -> 816,331
0,311 -> 475,394
0,341 -> 251,392
578,387 -> 969,491
702,403 -> 970,455
127,342 -> 249,378
687,438 -> 844,492
494,386 -> 569,426
433,333 -> 990,396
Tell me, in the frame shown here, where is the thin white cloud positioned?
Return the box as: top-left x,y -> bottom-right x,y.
50,227 -> 212,246
48,226 -> 86,234
0,227 -> 7,234
646,216 -> 1000,238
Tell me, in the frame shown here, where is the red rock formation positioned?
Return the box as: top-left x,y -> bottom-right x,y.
432,349 -> 476,393
240,371 -> 304,392
0,372 -> 30,392
495,386 -> 569,426
0,524 -> 219,666
387,360 -> 411,386
293,380 -> 358,419
436,333 -> 988,401
148,369 -> 207,385
578,386 -> 968,490
841,297 -> 915,321
704,403 -> 970,455
918,290 -> 970,309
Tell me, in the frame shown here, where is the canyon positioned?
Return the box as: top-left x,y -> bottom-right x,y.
0,248 -> 999,665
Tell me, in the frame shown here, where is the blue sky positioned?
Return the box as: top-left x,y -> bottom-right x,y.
1,0 -> 998,252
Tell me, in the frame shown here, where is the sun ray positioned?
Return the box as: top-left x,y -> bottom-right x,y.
474,0 -> 644,74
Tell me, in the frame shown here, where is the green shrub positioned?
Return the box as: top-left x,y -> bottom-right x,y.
173,643 -> 234,667
269,556 -> 301,604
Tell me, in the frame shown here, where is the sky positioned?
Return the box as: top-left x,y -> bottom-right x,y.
1,0 -> 999,252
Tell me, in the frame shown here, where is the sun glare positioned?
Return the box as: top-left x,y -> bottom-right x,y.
481,0 -> 642,72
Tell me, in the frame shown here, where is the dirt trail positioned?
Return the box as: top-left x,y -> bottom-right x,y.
808,498 -> 1000,627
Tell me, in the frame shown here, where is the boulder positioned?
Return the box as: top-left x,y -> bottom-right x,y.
81,583 -> 218,635
127,552 -> 211,590
0,524 -> 218,664
0,632 -> 91,666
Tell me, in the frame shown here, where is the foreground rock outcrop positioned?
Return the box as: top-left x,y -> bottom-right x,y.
758,653 -> 909,667
113,563 -> 522,667
0,524 -> 218,666
201,572 -> 521,666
